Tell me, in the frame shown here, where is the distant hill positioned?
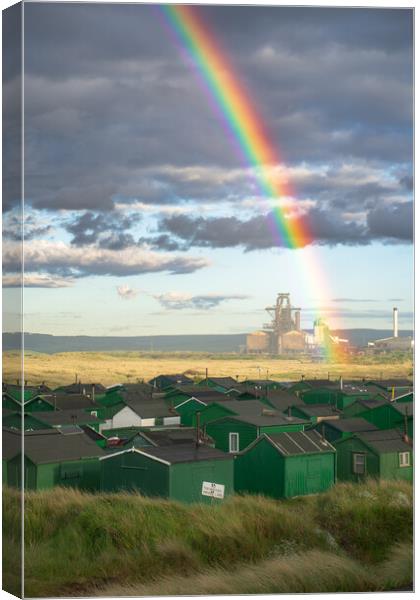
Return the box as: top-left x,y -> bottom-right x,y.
2,329 -> 413,354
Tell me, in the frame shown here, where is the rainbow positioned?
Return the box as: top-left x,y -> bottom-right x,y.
157,4 -> 346,362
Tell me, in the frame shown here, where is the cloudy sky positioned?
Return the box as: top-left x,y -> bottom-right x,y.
3,3 -> 413,335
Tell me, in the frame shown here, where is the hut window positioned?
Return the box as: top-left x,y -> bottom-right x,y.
229,432 -> 239,453
399,452 -> 410,467
352,453 -> 366,475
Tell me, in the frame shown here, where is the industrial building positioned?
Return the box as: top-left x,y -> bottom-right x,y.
367,307 -> 413,352
246,292 -> 348,356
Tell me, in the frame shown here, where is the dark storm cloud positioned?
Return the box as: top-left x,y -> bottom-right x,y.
153,208 -> 368,251
16,4 -> 412,213
64,211 -> 140,249
366,201 -> 413,241
152,201 -> 412,251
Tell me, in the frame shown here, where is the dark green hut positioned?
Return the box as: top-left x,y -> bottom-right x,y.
3,427 -> 104,490
234,430 -> 336,498
101,444 -> 234,503
205,413 -> 309,453
359,402 -> 413,439
335,429 -> 413,482
314,418 -> 378,443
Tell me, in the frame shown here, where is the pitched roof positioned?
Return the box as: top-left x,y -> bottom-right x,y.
391,402 -> 413,417
292,404 -> 339,417
298,379 -> 338,389
223,413 -> 308,427
200,377 -> 239,388
149,374 -> 193,387
31,409 -> 103,426
122,397 -> 175,418
21,429 -> 105,463
357,429 -> 412,453
264,430 -> 335,456
140,428 -> 201,446
366,379 -> 413,389
202,399 -> 268,418
41,394 -> 97,410
321,418 -> 378,433
80,425 -> 107,442
3,427 -> 23,460
124,443 -> 230,464
54,383 -> 106,395
265,390 -> 302,411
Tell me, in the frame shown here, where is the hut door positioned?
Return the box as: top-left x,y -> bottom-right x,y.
306,458 -> 322,493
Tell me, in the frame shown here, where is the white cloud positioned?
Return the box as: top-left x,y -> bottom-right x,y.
154,292 -> 249,310
3,240 -> 210,277
117,285 -> 139,300
3,274 -> 75,288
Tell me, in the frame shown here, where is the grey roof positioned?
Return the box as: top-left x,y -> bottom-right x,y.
3,427 -> 24,460
3,383 -> 52,394
31,409 -> 103,426
357,429 -> 412,453
298,379 -> 338,389
123,397 -> 175,418
366,379 -> 413,389
140,428 -> 201,446
292,404 -> 339,417
241,379 -> 281,386
41,394 -> 97,410
355,399 -> 387,410
21,429 -> 105,463
149,374 -> 193,386
266,390 -> 302,411
265,430 -> 335,456
121,382 -> 153,395
209,399 -> 268,417
200,377 -> 239,388
80,425 -> 106,442
3,427 -> 104,462
392,402 -> 413,417
54,382 -> 106,395
225,413 -> 308,427
321,418 -> 378,433
136,443 -> 231,464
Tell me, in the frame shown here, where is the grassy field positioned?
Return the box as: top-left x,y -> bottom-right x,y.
3,350 -> 413,388
3,479 -> 413,596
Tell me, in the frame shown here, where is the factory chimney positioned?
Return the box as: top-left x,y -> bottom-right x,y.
295,309 -> 301,331
393,307 -> 398,338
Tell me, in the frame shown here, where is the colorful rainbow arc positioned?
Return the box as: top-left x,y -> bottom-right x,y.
158,4 -> 345,362
160,4 -> 311,249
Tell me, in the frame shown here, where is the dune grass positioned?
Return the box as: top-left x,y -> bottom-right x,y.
3,349 -> 413,388
99,543 -> 413,597
2,479 -> 413,597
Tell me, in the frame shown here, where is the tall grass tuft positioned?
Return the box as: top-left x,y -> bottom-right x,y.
2,479 -> 413,597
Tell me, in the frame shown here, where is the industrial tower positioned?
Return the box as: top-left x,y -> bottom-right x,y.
263,293 -> 302,353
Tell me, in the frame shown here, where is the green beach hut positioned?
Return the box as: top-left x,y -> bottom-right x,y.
234,430 -> 336,498
334,429 -> 413,482
100,443 -> 234,503
205,413 -> 309,453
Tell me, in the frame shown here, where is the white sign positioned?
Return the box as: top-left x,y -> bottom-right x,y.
202,481 -> 225,499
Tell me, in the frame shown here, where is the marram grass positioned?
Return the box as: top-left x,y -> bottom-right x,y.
2,479 -> 413,597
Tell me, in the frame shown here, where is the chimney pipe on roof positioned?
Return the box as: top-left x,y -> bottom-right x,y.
393,307 -> 398,338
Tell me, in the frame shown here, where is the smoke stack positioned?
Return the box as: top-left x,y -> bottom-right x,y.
295,309 -> 301,331
339,376 -> 343,391
393,307 -> 398,338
